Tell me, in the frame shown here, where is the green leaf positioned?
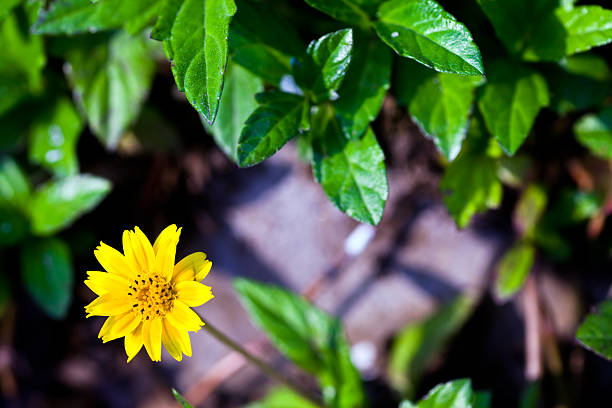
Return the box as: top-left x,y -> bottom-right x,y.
374,0 -> 484,76
405,379 -> 475,408
229,0 -> 303,84
34,0 -> 163,35
335,32 -> 391,139
478,62 -> 549,155
441,154 -> 502,228
0,207 -> 28,247
310,106 -> 388,225
526,6 -> 612,61
0,0 -> 20,21
495,242 -> 535,301
65,31 -> 155,149
388,296 -> 474,398
473,391 -> 492,408
294,29 -> 354,103
153,0 -> 237,124
21,238 -> 73,319
234,278 -> 366,408
303,0 -> 371,27
172,389 -> 194,408
245,388 -> 319,408
0,155 -> 30,208
397,60 -> 482,160
29,98 -> 83,177
475,0 -> 558,55
29,174 -> 111,236
237,92 -> 307,167
574,107 -> 612,159
576,299 -> 612,360
513,184 -> 547,238
205,64 -> 263,162
519,381 -> 541,408
0,10 -> 46,115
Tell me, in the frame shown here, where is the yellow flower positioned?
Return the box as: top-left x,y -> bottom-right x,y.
84,225 -> 213,363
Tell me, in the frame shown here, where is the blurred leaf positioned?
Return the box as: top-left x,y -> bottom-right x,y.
514,184 -> 547,238
65,31 -> 155,149
29,174 -> 111,236
497,155 -> 532,189
577,299 -> 612,360
245,387 -> 319,408
0,207 -> 28,247
0,10 -> 46,115
374,0 -> 484,76
310,106 -> 388,225
34,0 -> 162,35
475,0 -> 558,55
0,155 -> 30,208
495,242 -> 535,301
400,379 -> 475,408
205,64 -> 263,162
478,62 -> 549,155
234,278 -> 366,408
172,389 -> 194,408
398,60 -> 482,160
229,0 -> 303,84
0,0 -> 19,21
29,98 -> 83,177
519,381 -> 541,408
0,271 -> 9,317
526,6 -> 612,61
303,0 -> 371,27
236,91 -> 307,167
152,0 -> 237,124
546,55 -> 612,114
293,29 -> 354,103
441,153 -> 502,228
21,238 -> 73,319
574,107 -> 612,159
546,189 -> 602,227
335,32 -> 390,139
473,391 -> 492,408
388,296 -> 474,398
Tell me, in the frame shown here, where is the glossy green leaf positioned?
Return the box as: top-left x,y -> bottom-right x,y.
574,107 -> 612,159
172,389 -> 194,408
294,29 -> 354,102
29,174 -> 111,236
495,242 -> 535,301
513,184 -> 547,238
388,296 -> 474,398
245,388 -> 319,408
29,98 -> 83,177
229,0 -> 303,84
0,11 -> 45,115
0,207 -> 28,247
478,62 -> 549,155
34,0 -> 163,35
0,155 -> 30,208
576,299 -> 612,360
237,92 -> 307,167
234,278 -> 366,408
441,154 -> 502,228
21,238 -> 73,319
303,0 -> 371,27
205,64 -> 263,162
335,33 -> 391,139
153,0 -> 237,124
374,0 -> 484,76
401,379 -> 475,408
65,31 -> 155,149
310,106 -> 388,225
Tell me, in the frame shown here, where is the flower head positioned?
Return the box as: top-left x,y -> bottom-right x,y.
84,225 -> 213,362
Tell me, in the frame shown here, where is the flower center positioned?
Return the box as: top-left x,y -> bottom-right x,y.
128,273 -> 176,320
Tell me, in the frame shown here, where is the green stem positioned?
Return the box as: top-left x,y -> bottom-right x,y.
201,319 -> 324,407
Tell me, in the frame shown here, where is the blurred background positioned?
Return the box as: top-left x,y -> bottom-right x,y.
2,0 -> 612,407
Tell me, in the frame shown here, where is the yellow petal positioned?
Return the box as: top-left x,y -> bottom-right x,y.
163,318 -> 192,358
153,225 -> 181,281
85,294 -> 131,317
85,271 -> 130,296
98,316 -> 115,339
148,318 -> 163,362
195,259 -> 212,282
102,312 -> 141,343
176,281 -> 214,307
161,319 -> 183,361
125,322 -> 144,363
94,242 -> 134,280
130,227 -> 155,274
166,300 -> 204,332
173,252 -> 209,282
123,230 -> 141,274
